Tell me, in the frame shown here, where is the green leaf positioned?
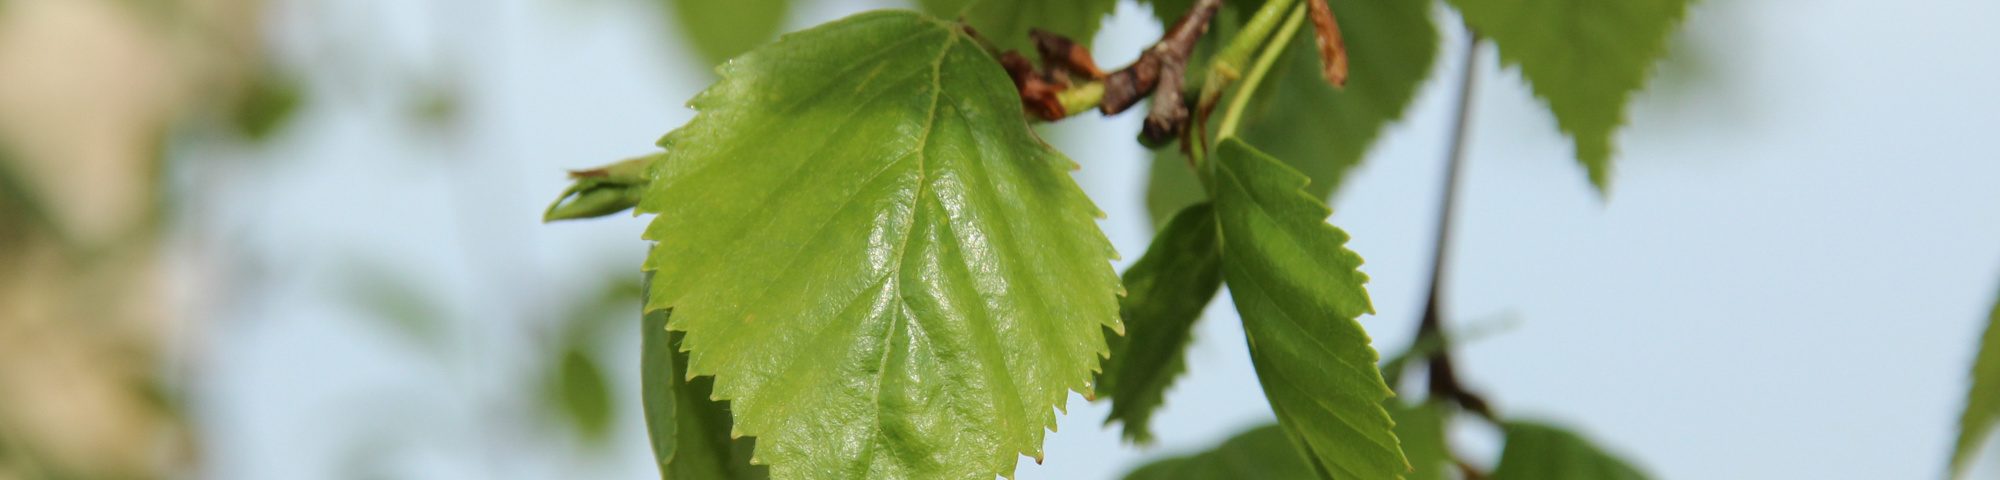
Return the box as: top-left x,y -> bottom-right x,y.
667,0 -> 792,67
1951,289 -> 2000,479
550,346 -> 614,442
1446,0 -> 1692,192
1211,138 -> 1402,480
638,11 -> 1122,479
1120,424 -> 1318,480
916,0 -> 1118,55
1490,421 -> 1651,480
1099,202 -> 1225,443
1389,401 -> 1452,480
644,306 -> 769,480
1143,0 -> 1437,226
544,154 -> 660,222
231,71 -> 303,142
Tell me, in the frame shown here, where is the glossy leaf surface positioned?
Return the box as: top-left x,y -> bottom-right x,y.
669,0 -> 791,67
1119,424 -> 1316,480
916,0 -> 1118,55
1212,138 -> 1401,479
1490,421 -> 1651,480
1099,203 -> 1224,443
638,10 -> 1122,480
1952,290 -> 2000,478
1447,0 -> 1692,191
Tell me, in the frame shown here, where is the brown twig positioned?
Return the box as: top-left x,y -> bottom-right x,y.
1412,29 -> 1496,422
1101,0 -> 1225,124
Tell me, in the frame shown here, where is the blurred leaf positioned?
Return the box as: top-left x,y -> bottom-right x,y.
1490,421 -> 1652,480
917,0 -> 1118,55
638,11 -> 1120,479
1446,0 -> 1692,193
1390,401 -> 1452,480
231,71 -> 303,142
409,83 -> 461,131
548,346 -> 614,443
1951,289 -> 2000,478
341,263 -> 448,351
668,0 -> 791,67
643,306 -> 768,480
1212,139 -> 1402,480
1099,202 -> 1223,443
1146,150 -> 1208,228
544,154 -> 659,222
1120,424 -> 1317,480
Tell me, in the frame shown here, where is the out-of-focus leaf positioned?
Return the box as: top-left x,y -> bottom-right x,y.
1119,424 -> 1316,480
1212,138 -> 1402,480
917,0 -> 1118,55
1390,401 -> 1452,480
545,154 -> 659,222
1951,289 -> 2000,479
638,11 -> 1120,479
1446,0 -> 1692,192
644,306 -> 769,480
1490,421 -> 1651,480
668,0 -> 791,67
549,346 -> 613,443
1099,203 -> 1224,443
342,263 -> 448,350
231,71 -> 303,142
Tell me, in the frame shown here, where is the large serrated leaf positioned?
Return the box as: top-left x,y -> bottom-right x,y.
1120,424 -> 1318,480
667,0 -> 791,67
1211,138 -> 1402,480
1099,202 -> 1225,443
1490,421 -> 1651,480
637,10 -> 1122,480
1951,288 -> 2000,479
1447,0 -> 1692,192
916,0 -> 1118,56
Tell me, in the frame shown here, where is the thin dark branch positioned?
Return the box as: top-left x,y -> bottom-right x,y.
1414,29 -> 1495,421
1101,0 -> 1224,118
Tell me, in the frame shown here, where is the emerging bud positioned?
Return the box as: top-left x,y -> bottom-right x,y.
542,153 -> 662,222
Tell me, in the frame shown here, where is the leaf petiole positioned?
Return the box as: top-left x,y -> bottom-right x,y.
1216,3 -> 1308,140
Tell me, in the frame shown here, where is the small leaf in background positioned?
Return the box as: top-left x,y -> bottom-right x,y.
1389,401 -> 1452,480
230,70 -> 304,142
1211,138 -> 1402,480
1490,421 -> 1651,480
1446,0 -> 1693,192
341,262 -> 448,351
1951,289 -> 2000,479
667,0 -> 790,67
1099,202 -> 1224,443
638,11 -> 1121,480
1119,424 -> 1317,480
642,306 -> 767,480
548,346 -> 613,443
917,0 -> 1118,56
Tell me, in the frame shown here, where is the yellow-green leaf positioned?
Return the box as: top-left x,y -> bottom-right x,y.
1951,288 -> 2000,479
638,10 -> 1121,480
667,0 -> 791,67
1490,421 -> 1651,480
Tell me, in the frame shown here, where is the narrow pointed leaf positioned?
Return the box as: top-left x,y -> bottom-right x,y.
1211,138 -> 1402,480
1490,421 -> 1651,480
1119,424 -> 1317,480
667,0 -> 792,67
1099,202 -> 1225,443
1951,289 -> 2000,478
638,11 -> 1122,480
1446,0 -> 1692,192
644,306 -> 769,480
916,0 -> 1118,56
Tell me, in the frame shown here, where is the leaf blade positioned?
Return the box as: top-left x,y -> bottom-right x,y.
916,0 -> 1119,56
1120,424 -> 1318,480
1099,202 -> 1225,443
667,0 -> 792,67
1951,289 -> 2000,478
1211,138 -> 1402,480
637,10 -> 1121,479
1446,0 -> 1692,192
1490,421 -> 1651,480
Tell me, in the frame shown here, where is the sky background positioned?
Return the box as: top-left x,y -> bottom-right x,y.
188,0 -> 2000,478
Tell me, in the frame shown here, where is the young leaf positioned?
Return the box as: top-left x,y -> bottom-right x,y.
1119,424 -> 1318,480
1099,202 -> 1225,443
1490,421 -> 1652,480
638,11 -> 1122,480
1389,401 -> 1452,480
916,0 -> 1118,56
667,0 -> 792,67
644,307 -> 769,480
1446,0 -> 1692,192
1211,138 -> 1403,479
1950,290 -> 2000,479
